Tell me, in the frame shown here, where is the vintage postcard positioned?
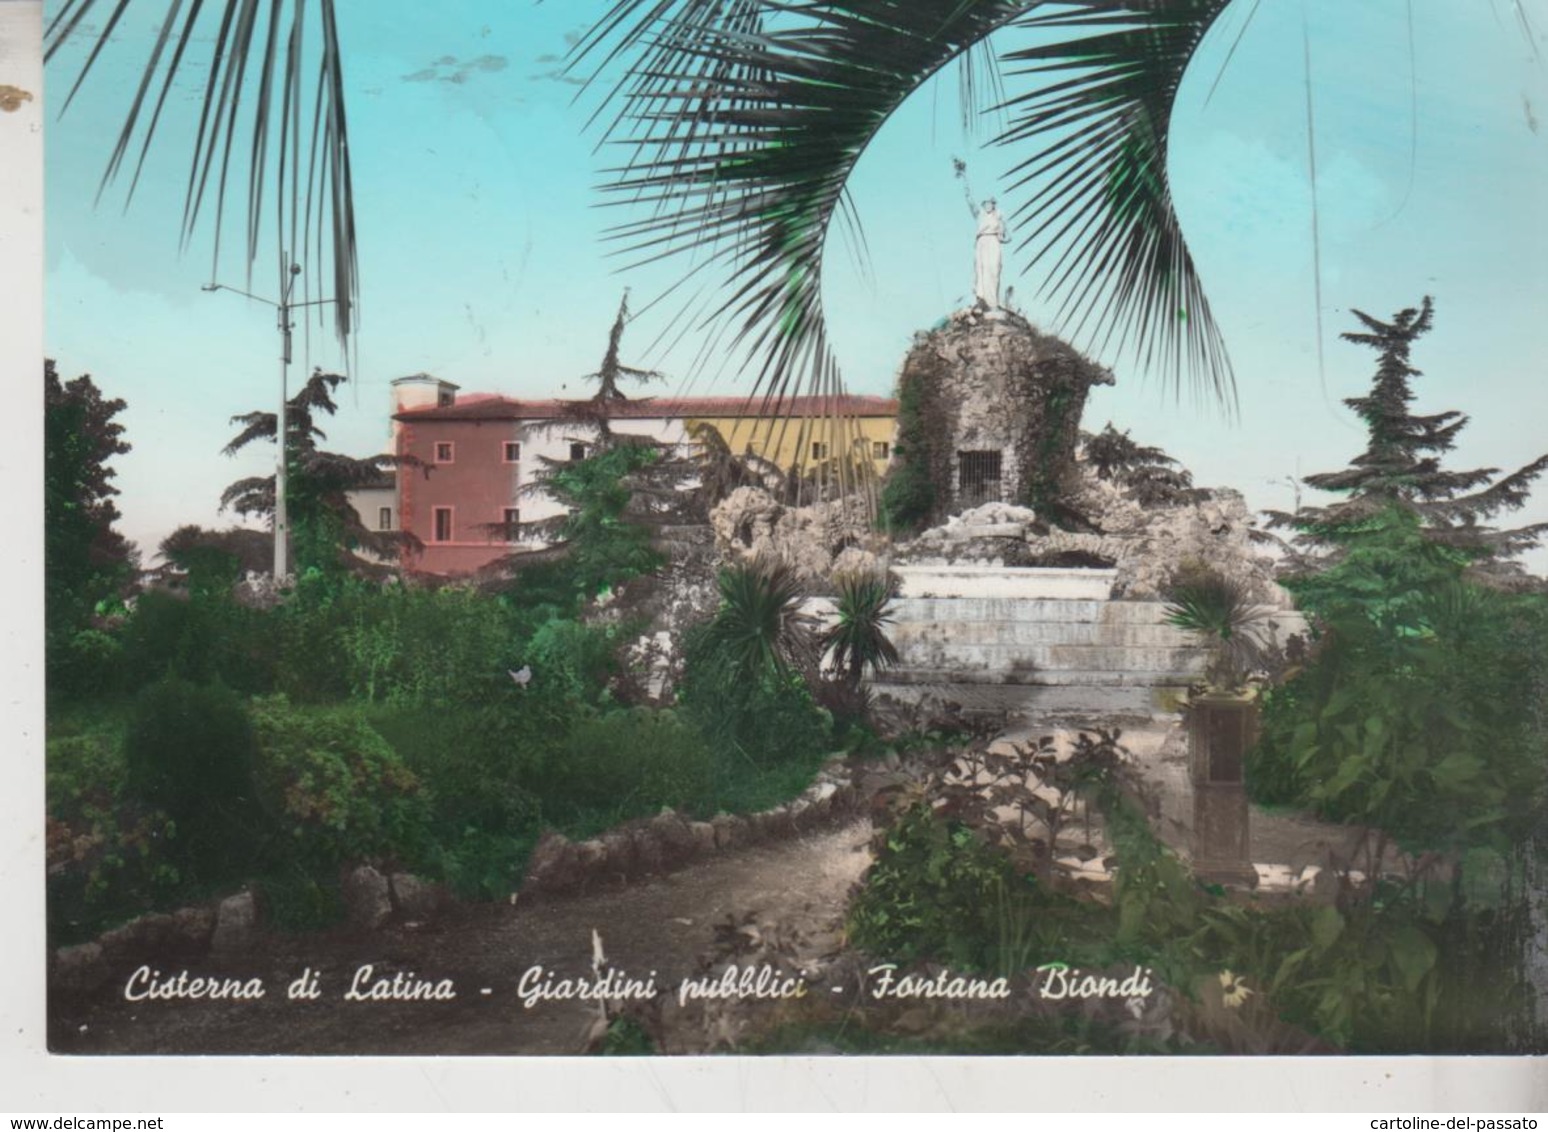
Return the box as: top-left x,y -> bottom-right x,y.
20,0 -> 1548,1102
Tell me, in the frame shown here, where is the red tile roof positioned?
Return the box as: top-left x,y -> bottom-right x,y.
395,394 -> 898,422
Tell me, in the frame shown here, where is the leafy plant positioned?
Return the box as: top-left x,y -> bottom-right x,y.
701,556 -> 820,683
1163,570 -> 1273,690
848,802 -> 1035,971
122,677 -> 263,878
249,696 -> 429,870
821,571 -> 900,688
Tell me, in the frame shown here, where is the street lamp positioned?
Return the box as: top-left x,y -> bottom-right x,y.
202,255 -> 337,579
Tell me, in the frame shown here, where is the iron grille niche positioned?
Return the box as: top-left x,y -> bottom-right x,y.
957,450 -> 1003,508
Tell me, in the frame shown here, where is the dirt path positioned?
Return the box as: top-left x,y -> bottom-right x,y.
50,818 -> 873,1056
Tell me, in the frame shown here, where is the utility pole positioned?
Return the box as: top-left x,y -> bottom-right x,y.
203,254 -> 337,579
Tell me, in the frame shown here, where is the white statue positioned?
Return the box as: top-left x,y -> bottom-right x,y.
956,159 -> 1009,310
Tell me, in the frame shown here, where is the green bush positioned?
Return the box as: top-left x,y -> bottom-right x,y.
122,677 -> 262,877
250,696 -> 430,870
1249,585 -> 1545,856
548,708 -> 716,820
46,729 -> 126,824
120,589 -> 277,694
678,628 -> 831,769
369,697 -> 556,898
523,617 -> 635,705
848,804 -> 1037,972
48,628 -> 124,701
296,576 -> 529,705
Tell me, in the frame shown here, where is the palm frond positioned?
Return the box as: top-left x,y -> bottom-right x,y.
46,0 -> 358,347
577,1 -> 1036,460
997,0 -> 1234,402
579,0 -> 1234,423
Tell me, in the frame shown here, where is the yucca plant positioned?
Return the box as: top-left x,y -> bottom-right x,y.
703,555 -> 820,683
822,570 -> 901,689
1163,571 -> 1272,691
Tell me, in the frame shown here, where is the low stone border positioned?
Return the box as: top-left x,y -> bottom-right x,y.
51,758 -> 869,994
50,869 -> 450,998
519,756 -> 866,899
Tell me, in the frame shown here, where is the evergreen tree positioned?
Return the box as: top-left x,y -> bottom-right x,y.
1083,422 -> 1198,506
220,369 -> 413,576
1272,298 -> 1548,562
498,292 -> 683,597
45,360 -> 136,639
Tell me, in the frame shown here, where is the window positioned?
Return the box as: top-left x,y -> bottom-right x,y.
503,507 -> 521,542
377,506 -> 393,531
957,450 -> 1003,508
873,441 -> 890,460
503,440 -> 521,463
810,441 -> 829,460
433,507 -> 453,543
434,441 -> 454,464
570,442 -> 587,462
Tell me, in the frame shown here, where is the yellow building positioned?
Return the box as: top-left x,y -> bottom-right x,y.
679,394 -> 899,477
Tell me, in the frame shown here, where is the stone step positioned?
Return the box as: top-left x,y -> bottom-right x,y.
878,666 -> 1201,688
895,564 -> 1117,600
890,620 -> 1199,648
892,642 -> 1211,674
871,680 -> 1177,718
888,597 -> 1182,624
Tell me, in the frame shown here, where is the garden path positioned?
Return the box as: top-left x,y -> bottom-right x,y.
50,818 -> 873,1056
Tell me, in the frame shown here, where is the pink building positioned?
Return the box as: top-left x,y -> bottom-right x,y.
386,375 -> 897,577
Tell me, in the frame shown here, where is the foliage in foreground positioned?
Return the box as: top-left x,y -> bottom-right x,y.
847,727 -> 1539,1053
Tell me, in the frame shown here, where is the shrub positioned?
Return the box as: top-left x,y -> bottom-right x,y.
46,730 -> 126,824
1249,583 -> 1545,856
48,628 -> 124,701
549,708 -> 716,820
122,677 -> 262,877
249,696 -> 430,870
119,588 -> 277,694
522,617 -> 636,705
848,803 -> 1037,972
369,697 -> 556,898
268,575 -> 530,706
678,626 -> 831,768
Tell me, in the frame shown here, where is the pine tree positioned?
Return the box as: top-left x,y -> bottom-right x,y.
1272,298 -> 1548,562
220,369 -> 414,575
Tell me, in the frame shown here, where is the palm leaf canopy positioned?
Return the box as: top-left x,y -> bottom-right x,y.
47,0 -> 358,347
576,0 -> 1234,409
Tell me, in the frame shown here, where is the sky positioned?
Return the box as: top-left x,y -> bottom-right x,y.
42,0 -> 1548,573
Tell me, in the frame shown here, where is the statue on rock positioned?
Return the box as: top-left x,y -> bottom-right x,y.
955,158 -> 1009,311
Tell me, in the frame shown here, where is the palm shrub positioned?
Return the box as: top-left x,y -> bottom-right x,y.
679,557 -> 830,767
1162,570 -> 1272,690
822,571 -> 901,687
700,556 -> 821,682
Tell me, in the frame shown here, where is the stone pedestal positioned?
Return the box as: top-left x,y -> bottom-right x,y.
1187,690 -> 1259,785
1192,784 -> 1258,887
